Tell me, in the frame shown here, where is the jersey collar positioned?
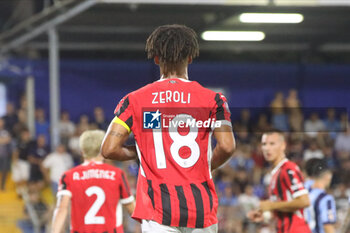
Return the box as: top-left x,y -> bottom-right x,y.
159,76 -> 191,82
271,158 -> 288,176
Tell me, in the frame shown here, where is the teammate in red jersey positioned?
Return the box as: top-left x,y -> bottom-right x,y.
247,130 -> 311,233
51,130 -> 135,233
101,24 -> 235,233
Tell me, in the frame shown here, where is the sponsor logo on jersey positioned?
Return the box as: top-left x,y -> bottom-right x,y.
143,109 -> 221,130
143,110 -> 162,129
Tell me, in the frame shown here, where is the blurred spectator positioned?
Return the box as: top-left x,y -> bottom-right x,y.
270,92 -> 288,131
217,205 -> 243,233
35,108 -> 50,143
324,108 -> 341,138
20,95 -> 28,111
288,108 -> 304,132
92,106 -> 109,130
339,112 -> 348,131
68,127 -> 84,165
270,91 -> 284,113
323,145 -> 340,185
17,191 -> 49,233
13,109 -> 28,140
28,135 -> 49,192
288,139 -> 304,165
238,185 -> 260,233
219,185 -> 238,207
303,140 -> 324,161
3,102 -> 18,135
12,129 -> 35,191
304,112 -> 325,138
335,124 -> 350,157
234,168 -> 250,194
42,144 -> 73,194
0,118 -> 12,190
230,146 -> 254,175
215,170 -> 233,194
77,114 -> 90,132
235,125 -> 252,145
59,111 -> 75,147
251,142 -> 266,184
253,114 -> 271,134
285,89 -> 301,109
236,109 -> 253,133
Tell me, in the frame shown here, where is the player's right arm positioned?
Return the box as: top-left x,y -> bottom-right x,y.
51,194 -> 70,233
124,201 -> 136,216
211,125 -> 235,170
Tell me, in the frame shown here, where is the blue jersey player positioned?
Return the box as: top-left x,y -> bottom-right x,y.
304,159 -> 336,233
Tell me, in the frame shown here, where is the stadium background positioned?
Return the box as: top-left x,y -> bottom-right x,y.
0,0 -> 350,233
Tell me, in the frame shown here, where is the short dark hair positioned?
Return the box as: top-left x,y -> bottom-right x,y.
145,24 -> 199,65
262,129 -> 286,141
305,158 -> 329,178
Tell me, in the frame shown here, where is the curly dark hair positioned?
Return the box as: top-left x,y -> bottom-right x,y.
145,24 -> 199,74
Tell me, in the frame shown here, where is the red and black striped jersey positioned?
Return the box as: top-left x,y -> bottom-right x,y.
113,77 -> 232,228
268,159 -> 311,233
57,161 -> 134,233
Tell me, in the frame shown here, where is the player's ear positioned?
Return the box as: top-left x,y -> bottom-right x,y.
154,56 -> 160,65
188,56 -> 192,64
281,141 -> 287,151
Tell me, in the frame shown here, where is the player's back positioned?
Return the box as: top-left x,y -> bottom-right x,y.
305,188 -> 336,233
58,161 -> 131,233
115,78 -> 231,228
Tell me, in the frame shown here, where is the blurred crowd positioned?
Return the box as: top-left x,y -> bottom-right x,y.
0,89 -> 350,233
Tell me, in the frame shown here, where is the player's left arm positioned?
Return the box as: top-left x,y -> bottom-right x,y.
101,94 -> 137,161
260,167 -> 310,212
260,193 -> 310,212
119,170 -> 136,216
123,201 -> 136,216
101,121 -> 137,161
211,93 -> 236,170
51,194 -> 70,233
324,224 -> 335,233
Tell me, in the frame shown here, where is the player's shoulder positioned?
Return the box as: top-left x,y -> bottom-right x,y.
283,160 -> 302,171
321,193 -> 336,203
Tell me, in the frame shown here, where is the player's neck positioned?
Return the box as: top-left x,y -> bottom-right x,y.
159,64 -> 189,80
272,155 -> 286,168
84,155 -> 104,163
312,180 -> 326,190
160,74 -> 188,80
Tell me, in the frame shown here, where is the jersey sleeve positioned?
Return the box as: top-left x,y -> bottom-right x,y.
57,172 -> 72,197
320,195 -> 337,224
212,93 -> 232,127
283,166 -> 308,199
119,171 -> 134,204
112,94 -> 134,133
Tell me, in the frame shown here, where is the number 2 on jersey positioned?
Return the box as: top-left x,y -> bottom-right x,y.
153,114 -> 200,169
84,186 -> 106,225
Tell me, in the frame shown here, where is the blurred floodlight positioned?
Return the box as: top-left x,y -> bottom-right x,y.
100,0 -> 268,5
201,31 -> 265,41
239,13 -> 304,23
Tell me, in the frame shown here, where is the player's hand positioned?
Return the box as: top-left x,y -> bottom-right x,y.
259,200 -> 274,212
247,210 -> 263,223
